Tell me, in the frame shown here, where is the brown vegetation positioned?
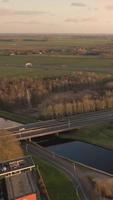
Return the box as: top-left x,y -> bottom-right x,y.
0,130 -> 23,162
94,178 -> 113,198
0,72 -> 113,119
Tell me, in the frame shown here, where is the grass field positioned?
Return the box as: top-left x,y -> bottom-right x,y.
61,123 -> 113,150
0,111 -> 37,124
35,158 -> 79,200
0,34 -> 112,48
0,55 -> 113,77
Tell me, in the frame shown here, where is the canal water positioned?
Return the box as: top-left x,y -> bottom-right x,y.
47,141 -> 113,174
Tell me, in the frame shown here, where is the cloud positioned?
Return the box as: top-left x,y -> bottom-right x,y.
65,18 -> 78,23
5,20 -> 40,24
71,2 -> 86,7
0,8 -> 12,15
106,5 -> 113,10
0,8 -> 50,16
1,0 -> 9,2
14,10 -> 48,15
88,7 -> 98,11
65,17 -> 96,23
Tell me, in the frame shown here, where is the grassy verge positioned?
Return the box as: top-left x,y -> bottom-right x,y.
0,55 -> 113,78
0,110 -> 37,124
61,123 -> 113,150
34,158 -> 79,200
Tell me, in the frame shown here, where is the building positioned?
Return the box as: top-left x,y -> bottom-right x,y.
0,156 -> 35,177
25,63 -> 33,68
0,156 -> 40,200
5,171 -> 37,200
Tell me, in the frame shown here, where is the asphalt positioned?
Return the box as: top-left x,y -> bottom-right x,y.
24,142 -> 93,200
6,109 -> 113,140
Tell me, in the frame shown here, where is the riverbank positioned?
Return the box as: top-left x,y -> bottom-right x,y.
0,110 -> 38,124
34,158 -> 79,200
33,143 -> 113,200
60,122 -> 113,150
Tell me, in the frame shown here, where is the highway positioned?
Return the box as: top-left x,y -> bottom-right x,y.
5,109 -> 113,140
24,142 -> 90,200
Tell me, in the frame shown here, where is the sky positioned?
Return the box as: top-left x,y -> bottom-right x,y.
1,0 -> 113,33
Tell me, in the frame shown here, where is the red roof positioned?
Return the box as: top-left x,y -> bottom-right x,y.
16,193 -> 37,200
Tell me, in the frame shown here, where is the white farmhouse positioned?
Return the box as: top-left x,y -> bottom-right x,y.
25,62 -> 33,68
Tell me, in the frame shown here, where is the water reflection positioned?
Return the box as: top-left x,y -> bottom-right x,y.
48,141 -> 113,174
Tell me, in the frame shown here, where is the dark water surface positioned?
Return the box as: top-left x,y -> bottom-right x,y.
48,141 -> 113,174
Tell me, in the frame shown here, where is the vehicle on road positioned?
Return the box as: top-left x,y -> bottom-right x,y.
19,128 -> 25,132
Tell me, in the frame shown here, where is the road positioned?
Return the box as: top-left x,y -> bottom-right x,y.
24,142 -> 90,200
6,109 -> 113,140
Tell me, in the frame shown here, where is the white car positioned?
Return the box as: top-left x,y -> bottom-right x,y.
19,128 -> 25,132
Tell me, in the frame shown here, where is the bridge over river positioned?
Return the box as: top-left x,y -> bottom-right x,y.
4,109 -> 113,140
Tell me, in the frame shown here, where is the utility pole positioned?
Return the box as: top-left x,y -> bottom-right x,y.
68,117 -> 71,128
26,143 -> 29,152
52,151 -> 55,159
73,162 -> 88,200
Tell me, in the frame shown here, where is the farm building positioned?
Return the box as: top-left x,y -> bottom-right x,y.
25,63 -> 33,68
5,171 -> 39,200
0,156 -> 40,200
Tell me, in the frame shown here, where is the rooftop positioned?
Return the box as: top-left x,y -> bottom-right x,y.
0,156 -> 35,177
5,171 -> 37,199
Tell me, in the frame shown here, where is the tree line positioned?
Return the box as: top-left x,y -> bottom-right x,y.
0,72 -> 112,119
39,94 -> 113,119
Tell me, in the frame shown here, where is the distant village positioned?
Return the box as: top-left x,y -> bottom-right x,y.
1,46 -> 113,58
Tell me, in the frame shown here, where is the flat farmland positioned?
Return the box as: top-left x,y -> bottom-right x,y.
0,55 -> 113,77
0,34 -> 112,49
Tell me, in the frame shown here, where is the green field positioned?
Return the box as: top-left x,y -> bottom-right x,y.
61,123 -> 113,150
0,34 -> 112,48
35,158 -> 78,200
0,111 -> 37,124
0,55 -> 113,77
1,34 -> 113,78
0,55 -> 112,66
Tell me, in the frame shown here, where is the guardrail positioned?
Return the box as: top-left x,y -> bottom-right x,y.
2,108 -> 113,143
28,141 -> 113,199
36,165 -> 51,200
26,142 -> 89,200
32,141 -> 113,177
7,108 -> 113,131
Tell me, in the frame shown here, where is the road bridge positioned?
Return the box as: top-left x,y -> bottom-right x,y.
5,109 -> 113,140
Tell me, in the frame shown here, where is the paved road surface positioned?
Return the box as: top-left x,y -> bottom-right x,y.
6,109 -> 113,140
24,142 -> 96,200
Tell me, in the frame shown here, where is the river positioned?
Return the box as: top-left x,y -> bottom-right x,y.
48,141 -> 113,174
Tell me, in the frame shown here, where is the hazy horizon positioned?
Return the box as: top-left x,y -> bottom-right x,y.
1,33 -> 113,35
1,0 -> 113,34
